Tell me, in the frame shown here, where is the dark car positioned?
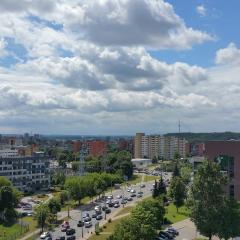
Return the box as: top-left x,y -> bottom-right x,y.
105,208 -> 111,214
84,216 -> 91,222
167,228 -> 179,236
96,214 -> 103,220
158,233 -> 169,240
77,221 -> 84,227
66,228 -> 76,236
130,193 -> 136,197
159,231 -> 173,240
46,237 -> 52,240
102,206 -> 108,211
108,202 -> 114,207
127,197 -> 133,201
121,199 -> 127,204
56,237 -> 65,240
92,212 -> 97,218
66,236 -> 76,240
83,213 -> 90,218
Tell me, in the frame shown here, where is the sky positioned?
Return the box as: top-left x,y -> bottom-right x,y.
0,0 -> 240,135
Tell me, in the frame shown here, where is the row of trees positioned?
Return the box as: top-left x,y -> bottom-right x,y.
64,172 -> 123,205
107,198 -> 165,240
0,177 -> 22,223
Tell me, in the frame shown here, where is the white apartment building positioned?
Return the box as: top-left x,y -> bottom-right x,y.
0,152 -> 50,192
0,149 -> 19,158
134,133 -> 188,160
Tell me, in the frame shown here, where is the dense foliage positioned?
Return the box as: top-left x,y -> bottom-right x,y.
0,177 -> 22,223
107,198 -> 165,240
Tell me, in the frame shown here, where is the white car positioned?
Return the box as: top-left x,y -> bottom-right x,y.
130,189 -> 136,193
107,195 -> 113,199
40,232 -> 51,239
116,195 -> 122,199
85,221 -> 92,228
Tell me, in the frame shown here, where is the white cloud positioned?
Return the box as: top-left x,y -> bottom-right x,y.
196,5 -> 206,17
215,43 -> 240,65
0,38 -> 8,57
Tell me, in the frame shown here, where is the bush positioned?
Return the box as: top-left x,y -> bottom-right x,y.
108,218 -> 112,223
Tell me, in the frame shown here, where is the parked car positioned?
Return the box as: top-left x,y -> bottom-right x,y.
40,232 -> 51,239
83,213 -> 90,218
130,193 -> 136,197
105,208 -> 111,214
108,202 -> 114,207
137,193 -> 142,198
121,199 -> 127,204
130,189 -> 136,193
56,237 -> 65,240
77,221 -> 84,227
85,221 -> 92,228
102,206 -> 108,211
114,200 -> 119,204
66,228 -> 76,236
140,184 -> 145,188
116,195 -> 122,199
107,195 -> 113,199
127,197 -> 133,201
92,212 -> 97,218
66,236 -> 76,240
94,206 -> 101,211
159,231 -> 174,240
84,216 -> 91,222
167,227 -> 179,236
96,214 -> 103,220
114,203 -> 120,208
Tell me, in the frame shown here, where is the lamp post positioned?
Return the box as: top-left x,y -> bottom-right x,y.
80,209 -> 84,238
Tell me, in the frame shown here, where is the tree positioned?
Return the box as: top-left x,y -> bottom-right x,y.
158,176 -> 166,195
169,176 -> 186,212
173,164 -> 180,177
108,198 -> 164,240
0,176 -> 12,188
35,204 -> 49,232
187,160 -> 227,240
152,156 -> 158,164
180,165 -> 192,184
48,198 -> 61,214
71,161 -> 80,172
217,197 -> 240,240
64,177 -> 84,205
152,180 -> 159,198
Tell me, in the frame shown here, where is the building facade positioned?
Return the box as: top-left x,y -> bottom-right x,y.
204,140 -> 240,200
134,133 -> 188,160
0,152 -> 50,192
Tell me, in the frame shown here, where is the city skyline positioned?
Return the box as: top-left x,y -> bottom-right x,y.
0,0 -> 240,134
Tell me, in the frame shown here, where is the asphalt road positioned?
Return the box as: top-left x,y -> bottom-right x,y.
38,172 -> 171,240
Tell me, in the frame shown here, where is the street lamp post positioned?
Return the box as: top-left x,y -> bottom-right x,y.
80,209 -> 84,238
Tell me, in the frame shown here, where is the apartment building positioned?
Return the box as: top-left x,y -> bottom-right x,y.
0,149 -> 19,158
204,140 -> 240,200
134,133 -> 187,160
0,152 -> 50,192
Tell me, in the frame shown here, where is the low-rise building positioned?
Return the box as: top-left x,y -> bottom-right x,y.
0,152 -> 50,192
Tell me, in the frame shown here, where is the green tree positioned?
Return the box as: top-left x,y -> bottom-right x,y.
48,198 -> 61,214
180,165 -> 192,184
152,180 -> 159,198
71,161 -> 80,172
217,197 -> 240,240
187,160 -> 227,240
158,176 -> 166,195
34,204 -> 50,232
0,176 -> 12,188
173,164 -> 180,177
169,176 -> 186,212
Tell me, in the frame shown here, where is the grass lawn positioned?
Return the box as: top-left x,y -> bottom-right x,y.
88,217 -> 128,240
144,175 -> 160,182
165,203 -> 190,224
0,216 -> 37,240
114,206 -> 134,217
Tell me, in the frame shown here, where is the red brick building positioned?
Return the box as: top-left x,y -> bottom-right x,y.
86,140 -> 107,157
204,141 -> 240,200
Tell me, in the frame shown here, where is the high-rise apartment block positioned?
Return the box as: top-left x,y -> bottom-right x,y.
134,133 -> 188,160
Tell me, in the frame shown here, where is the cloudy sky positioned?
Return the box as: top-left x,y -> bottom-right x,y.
0,0 -> 239,135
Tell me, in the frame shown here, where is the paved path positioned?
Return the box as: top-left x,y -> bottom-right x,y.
173,218 -> 218,240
